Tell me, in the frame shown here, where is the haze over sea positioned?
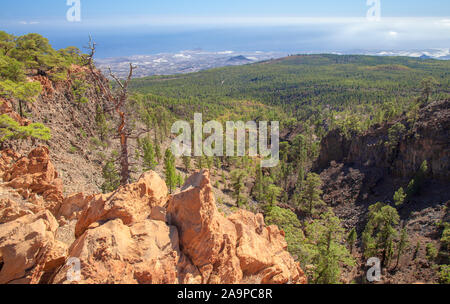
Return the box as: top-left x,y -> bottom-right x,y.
1,0 -> 449,58
0,24 -> 447,60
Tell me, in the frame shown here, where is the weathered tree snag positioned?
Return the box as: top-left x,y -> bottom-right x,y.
85,37 -> 136,186
109,64 -> 136,186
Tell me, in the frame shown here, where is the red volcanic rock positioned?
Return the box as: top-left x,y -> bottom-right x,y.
0,98 -> 30,126
3,146 -> 64,213
167,170 -> 307,284
229,210 -> 307,284
167,170 -> 242,284
0,210 -> 67,284
58,192 -> 94,221
0,147 -> 306,285
75,171 -> 168,238
0,149 -> 20,174
53,218 -> 201,284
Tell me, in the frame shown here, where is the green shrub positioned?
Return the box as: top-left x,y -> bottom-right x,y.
0,114 -> 50,143
439,265 -> 450,284
72,79 -> 89,104
426,243 -> 438,261
101,152 -> 120,193
68,145 -> 78,154
386,122 -> 406,151
265,206 -> 305,259
394,187 -> 406,206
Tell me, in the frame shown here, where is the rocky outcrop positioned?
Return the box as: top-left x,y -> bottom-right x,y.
0,147 -> 306,284
2,146 -> 63,214
52,218 -> 201,284
0,210 -> 67,284
168,170 -> 306,284
229,210 -> 307,284
0,149 -> 21,176
168,170 -> 243,283
74,171 -> 167,238
315,99 -> 450,181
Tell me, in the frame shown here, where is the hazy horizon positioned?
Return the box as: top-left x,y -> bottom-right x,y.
1,1 -> 449,58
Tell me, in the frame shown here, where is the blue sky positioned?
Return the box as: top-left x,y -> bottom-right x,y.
0,0 -> 449,23
0,1 -> 449,57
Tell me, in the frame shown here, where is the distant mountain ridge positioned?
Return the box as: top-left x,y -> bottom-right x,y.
96,48 -> 450,78
96,50 -> 286,78
226,55 -> 252,63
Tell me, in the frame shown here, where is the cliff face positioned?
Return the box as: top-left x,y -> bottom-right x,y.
315,99 -> 450,181
0,147 -> 306,284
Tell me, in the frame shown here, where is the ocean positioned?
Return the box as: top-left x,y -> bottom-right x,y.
3,23 -> 449,59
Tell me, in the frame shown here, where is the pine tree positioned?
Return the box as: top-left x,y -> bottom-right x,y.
139,136 -> 157,171
420,76 -> 438,104
230,169 -> 248,208
221,171 -> 227,190
195,156 -> 207,170
94,104 -> 108,141
362,202 -> 400,267
280,153 -> 293,191
182,155 -> 191,173
0,79 -> 42,118
214,157 -> 222,171
406,160 -> 428,198
295,167 -> 305,194
347,228 -> 357,254
265,182 -> 282,209
0,114 -> 50,145
176,173 -> 184,188
265,206 -> 305,259
164,149 -> 177,193
206,156 -> 213,170
305,210 -> 355,284
154,138 -> 162,163
394,187 -> 406,206
101,153 -> 120,193
299,172 -> 325,216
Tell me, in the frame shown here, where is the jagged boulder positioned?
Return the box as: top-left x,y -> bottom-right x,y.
53,218 -> 201,284
57,192 -> 94,221
0,197 -> 44,224
167,170 -> 242,284
3,146 -> 64,213
167,170 -> 307,284
74,171 -> 168,238
0,210 -> 67,284
0,149 -> 20,174
0,98 -> 30,127
229,210 -> 307,284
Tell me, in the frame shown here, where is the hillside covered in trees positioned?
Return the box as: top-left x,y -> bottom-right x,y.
127,54 -> 449,283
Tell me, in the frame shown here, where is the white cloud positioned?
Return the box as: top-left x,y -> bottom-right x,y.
388,31 -> 398,37
440,19 -> 450,25
173,53 -> 192,59
217,51 -> 234,54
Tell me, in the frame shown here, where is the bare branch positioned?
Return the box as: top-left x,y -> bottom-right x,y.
108,68 -> 125,89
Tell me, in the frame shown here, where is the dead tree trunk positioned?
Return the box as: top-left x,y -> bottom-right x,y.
85,37 -> 136,186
